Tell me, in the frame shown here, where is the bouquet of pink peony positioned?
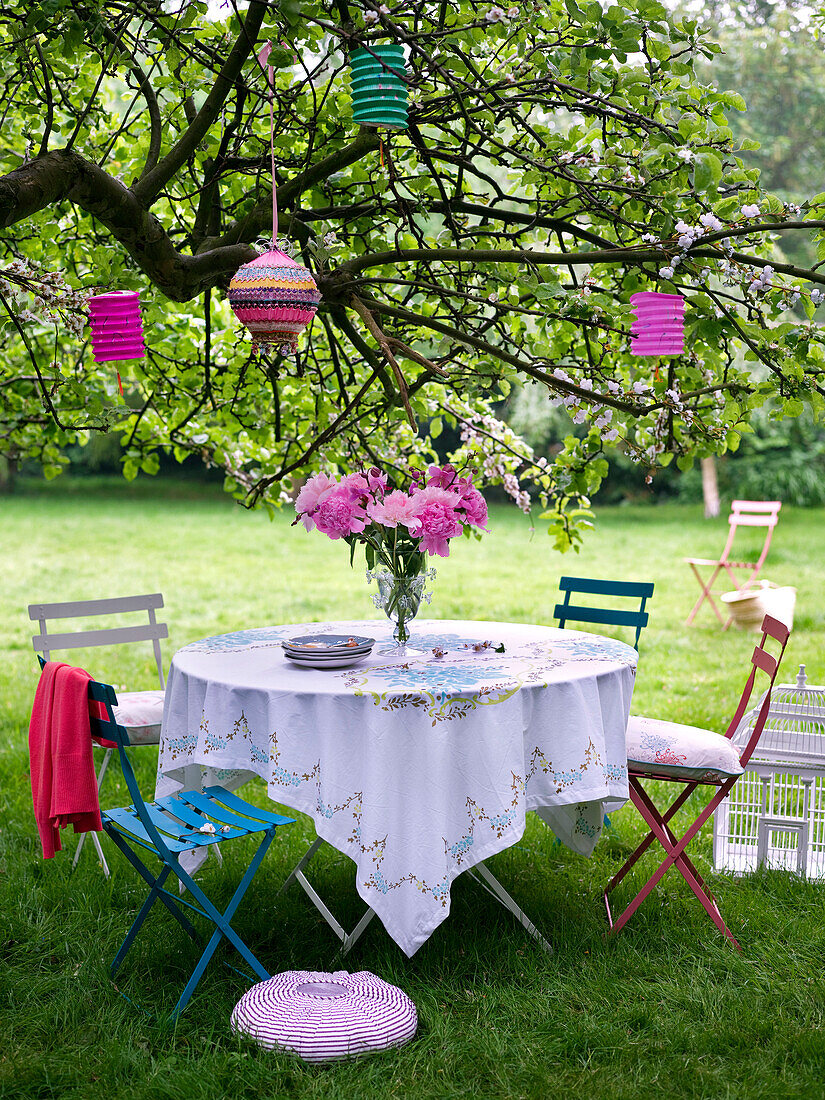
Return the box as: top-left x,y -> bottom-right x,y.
295,463 -> 488,574
295,464 -> 488,646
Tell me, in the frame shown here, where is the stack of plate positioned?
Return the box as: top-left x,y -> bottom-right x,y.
282,634 -> 375,669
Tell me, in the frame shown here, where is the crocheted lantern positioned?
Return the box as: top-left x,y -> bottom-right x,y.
350,45 -> 408,130
630,291 -> 685,356
87,291 -> 145,362
229,249 -> 321,352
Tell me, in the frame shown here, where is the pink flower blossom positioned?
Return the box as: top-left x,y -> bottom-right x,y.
367,489 -> 422,533
340,472 -> 370,499
426,463 -> 458,490
295,471 -> 339,530
410,485 -> 464,557
367,467 -> 388,494
459,487 -> 489,530
313,487 -> 369,539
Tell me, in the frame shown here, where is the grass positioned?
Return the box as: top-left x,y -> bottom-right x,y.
2,477 -> 825,1099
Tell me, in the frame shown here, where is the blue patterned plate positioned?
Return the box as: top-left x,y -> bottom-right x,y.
284,634 -> 375,653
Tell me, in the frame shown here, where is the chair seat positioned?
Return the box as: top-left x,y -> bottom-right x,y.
103,785 -> 293,854
626,714 -> 744,782
113,688 -> 165,745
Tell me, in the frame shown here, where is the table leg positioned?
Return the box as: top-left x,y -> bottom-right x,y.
468,861 -> 553,954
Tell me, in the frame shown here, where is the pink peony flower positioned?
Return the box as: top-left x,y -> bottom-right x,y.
367,467 -> 388,495
426,463 -> 458,490
367,489 -> 423,533
295,471 -> 339,530
340,472 -> 371,499
410,485 -> 464,557
459,487 -> 489,530
313,487 -> 369,539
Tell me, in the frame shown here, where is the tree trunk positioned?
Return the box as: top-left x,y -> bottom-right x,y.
701,456 -> 720,518
0,457 -> 16,493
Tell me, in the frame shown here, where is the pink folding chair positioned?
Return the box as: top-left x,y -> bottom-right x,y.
606,614 -> 790,950
686,500 -> 781,626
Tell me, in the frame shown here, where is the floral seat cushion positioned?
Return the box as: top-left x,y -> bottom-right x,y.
112,688 -> 165,746
625,714 -> 744,782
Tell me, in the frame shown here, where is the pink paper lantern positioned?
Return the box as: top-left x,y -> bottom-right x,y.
630,291 -> 685,356
87,291 -> 145,363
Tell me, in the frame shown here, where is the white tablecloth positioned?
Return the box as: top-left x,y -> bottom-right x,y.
157,619 -> 637,956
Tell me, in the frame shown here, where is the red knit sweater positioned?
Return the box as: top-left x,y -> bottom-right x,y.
29,662 -> 103,859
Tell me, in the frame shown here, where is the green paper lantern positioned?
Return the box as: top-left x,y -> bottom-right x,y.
350,45 -> 409,130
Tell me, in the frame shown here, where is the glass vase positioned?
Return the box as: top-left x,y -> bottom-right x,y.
367,563 -> 436,654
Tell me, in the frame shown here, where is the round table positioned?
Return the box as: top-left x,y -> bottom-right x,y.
157,619 -> 637,956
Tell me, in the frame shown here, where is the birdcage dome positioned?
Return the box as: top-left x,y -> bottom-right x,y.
731,666 -> 825,770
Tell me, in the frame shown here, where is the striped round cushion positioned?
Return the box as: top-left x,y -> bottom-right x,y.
230,970 -> 417,1062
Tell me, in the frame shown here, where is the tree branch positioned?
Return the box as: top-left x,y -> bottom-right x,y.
350,293 -> 417,430
131,0 -> 268,206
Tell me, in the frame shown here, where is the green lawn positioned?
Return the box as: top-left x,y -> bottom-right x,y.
2,478 -> 825,1100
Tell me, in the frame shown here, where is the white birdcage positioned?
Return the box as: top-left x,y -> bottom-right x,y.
713,666 -> 825,878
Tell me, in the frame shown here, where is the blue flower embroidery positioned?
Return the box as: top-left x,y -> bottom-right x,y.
553,636 -> 636,662
370,658 -> 517,693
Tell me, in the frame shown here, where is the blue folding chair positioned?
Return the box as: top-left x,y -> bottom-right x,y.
554,576 -> 654,651
75,667 -> 295,1020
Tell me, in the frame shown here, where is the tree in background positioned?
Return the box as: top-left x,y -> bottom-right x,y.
2,0 -> 825,547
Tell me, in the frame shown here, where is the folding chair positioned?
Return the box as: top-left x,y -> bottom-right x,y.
605,614 -> 790,950
29,594 -> 168,876
81,670 -> 295,1021
685,500 -> 782,627
554,576 -> 654,651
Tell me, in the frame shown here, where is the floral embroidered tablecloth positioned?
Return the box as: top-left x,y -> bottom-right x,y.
156,619 -> 637,956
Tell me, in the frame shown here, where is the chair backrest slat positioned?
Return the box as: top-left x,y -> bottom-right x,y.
28,594 -> 164,620
29,593 -> 167,689
554,576 -> 654,651
731,500 -> 782,516
558,577 -> 655,598
32,623 -> 168,653
553,604 -> 649,630
725,614 -> 791,765
731,515 -> 780,529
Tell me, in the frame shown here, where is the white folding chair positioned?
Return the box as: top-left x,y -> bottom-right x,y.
685,500 -> 781,627
29,593 -> 168,876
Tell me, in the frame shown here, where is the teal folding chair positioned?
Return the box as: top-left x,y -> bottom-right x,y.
68,663 -> 295,1021
554,576 -> 655,651
554,577 -> 654,830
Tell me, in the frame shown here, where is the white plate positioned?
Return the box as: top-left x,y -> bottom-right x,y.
284,652 -> 370,669
283,643 -> 372,657
285,633 -> 375,652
